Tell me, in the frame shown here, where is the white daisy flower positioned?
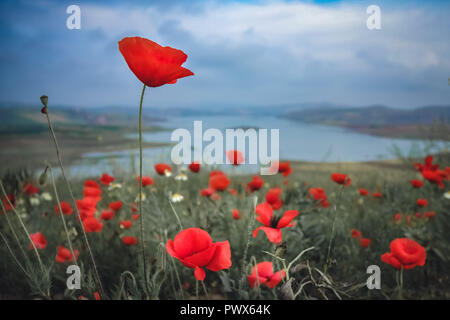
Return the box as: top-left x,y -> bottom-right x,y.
171,193 -> 184,203
108,182 -> 122,191
175,173 -> 188,181
444,191 -> 450,200
40,192 -> 52,201
30,197 -> 40,206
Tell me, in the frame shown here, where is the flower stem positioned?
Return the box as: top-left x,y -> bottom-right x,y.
325,185 -> 344,272
43,102 -> 105,297
138,84 -> 149,293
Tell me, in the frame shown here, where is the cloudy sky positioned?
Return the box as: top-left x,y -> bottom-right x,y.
0,0 -> 449,109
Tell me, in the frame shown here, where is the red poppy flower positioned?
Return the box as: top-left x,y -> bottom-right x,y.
109,201 -> 123,211
200,188 -> 215,197
308,187 -> 330,208
232,209 -> 240,220
166,228 -> 232,281
100,173 -> 115,186
359,188 -> 369,196
209,172 -> 231,191
122,236 -> 138,246
155,163 -> 172,175
331,173 -> 351,186
246,176 -> 264,192
56,246 -> 79,263
422,170 -> 445,189
0,194 -> 15,213
381,238 -> 426,270
360,238 -> 371,248
226,150 -> 245,166
414,155 -> 439,172
188,161 -> 201,173
351,228 -> 362,239
423,211 -> 435,219
410,179 -> 423,188
253,202 -> 299,245
269,162 -> 292,177
54,201 -> 74,216
265,187 -> 283,210
247,262 -> 285,288
132,214 -> 140,220
394,213 -> 402,222
416,198 -> 428,207
29,232 -> 47,250
100,209 -> 115,220
76,197 -> 98,220
131,202 -> 138,212
23,183 -> 38,195
373,192 -> 383,198
82,217 -> 103,233
137,176 -> 153,187
83,186 -> 102,199
84,180 -> 100,189
120,220 -> 132,229
118,36 -> 194,87
94,292 -> 101,300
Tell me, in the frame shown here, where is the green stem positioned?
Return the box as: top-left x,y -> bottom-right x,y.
47,163 -> 78,265
138,84 -> 149,294
43,102 -> 104,298
325,185 -> 344,271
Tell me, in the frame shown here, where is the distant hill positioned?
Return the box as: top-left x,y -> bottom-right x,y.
282,105 -> 450,140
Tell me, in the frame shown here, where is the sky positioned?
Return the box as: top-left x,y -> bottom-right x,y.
0,0 -> 449,110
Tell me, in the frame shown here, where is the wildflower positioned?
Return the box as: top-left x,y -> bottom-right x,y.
360,238 -> 371,248
445,191 -> 450,199
265,187 -> 283,210
56,246 -> 79,263
40,192 -> 52,201
423,211 -> 436,219
351,229 -> 362,239
331,173 -> 351,186
23,183 -> 38,195
54,201 -> 74,216
155,163 -> 172,176
136,176 -> 153,187
0,194 -> 15,213
246,176 -> 264,192
188,161 -> 200,173
100,173 -> 115,186
29,232 -> 47,250
83,186 -> 102,199
209,172 -> 230,191
30,197 -> 40,206
118,36 -> 194,87
232,209 -> 240,220
76,197 -> 98,220
171,193 -> 184,203
109,201 -> 123,211
416,198 -> 428,207
120,220 -> 132,229
84,179 -> 100,189
410,179 -> 423,188
359,188 -> 369,196
166,228 -> 232,281
269,161 -> 292,177
200,188 -> 215,197
100,209 -> 115,220
132,214 -> 140,220
82,217 -> 103,233
247,262 -> 285,288
381,238 -> 426,270
308,187 -> 330,208
373,192 -> 383,198
175,173 -> 188,181
122,236 -> 138,245
253,202 -> 299,245
94,292 -> 101,300
108,182 -> 122,191
394,213 -> 402,222
226,150 -> 245,165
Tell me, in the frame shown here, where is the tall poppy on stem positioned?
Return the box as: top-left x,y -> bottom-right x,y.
119,36 -> 194,283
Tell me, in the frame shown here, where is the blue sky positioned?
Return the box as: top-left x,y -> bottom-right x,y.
0,0 -> 449,109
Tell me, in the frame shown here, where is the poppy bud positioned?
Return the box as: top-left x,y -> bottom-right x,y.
40,95 -> 48,106
39,166 -> 49,185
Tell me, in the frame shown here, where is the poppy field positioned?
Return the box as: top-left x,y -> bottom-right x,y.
1,34 -> 449,301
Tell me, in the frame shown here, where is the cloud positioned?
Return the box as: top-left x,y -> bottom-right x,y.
0,0 -> 449,108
